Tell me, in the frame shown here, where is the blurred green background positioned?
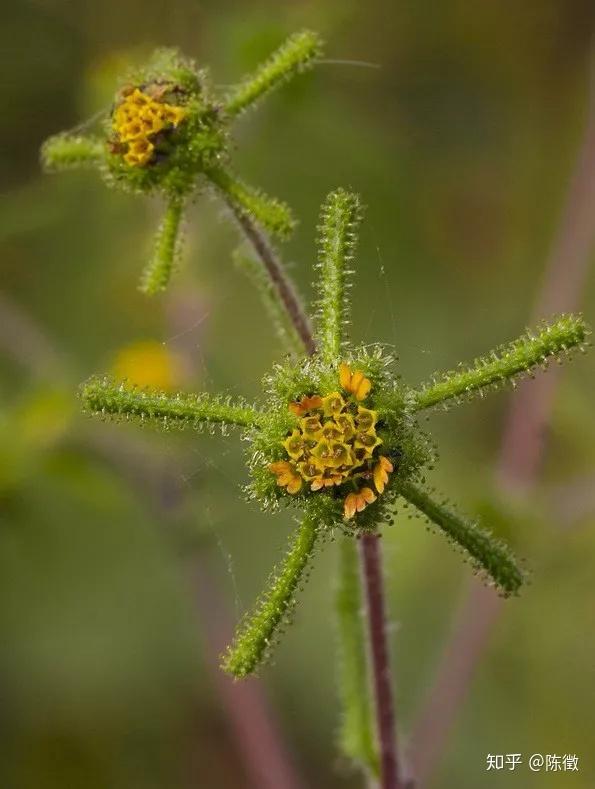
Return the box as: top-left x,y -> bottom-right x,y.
2,2 -> 595,787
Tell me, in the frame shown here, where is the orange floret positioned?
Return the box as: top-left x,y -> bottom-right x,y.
289,395 -> 323,416
269,461 -> 303,494
339,362 -> 372,401
373,455 -> 394,494
344,487 -> 377,519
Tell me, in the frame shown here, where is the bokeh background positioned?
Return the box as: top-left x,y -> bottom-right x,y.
2,2 -> 595,787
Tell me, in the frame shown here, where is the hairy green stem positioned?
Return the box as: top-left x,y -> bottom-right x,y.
81,376 -> 262,429
140,198 -> 185,295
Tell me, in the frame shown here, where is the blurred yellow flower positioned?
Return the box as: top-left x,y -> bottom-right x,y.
112,340 -> 184,391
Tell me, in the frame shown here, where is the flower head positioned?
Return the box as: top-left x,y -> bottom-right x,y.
111,86 -> 188,167
42,34 -> 322,294
267,364 -> 394,519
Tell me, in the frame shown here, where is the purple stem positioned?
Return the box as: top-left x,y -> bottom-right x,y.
233,212 -> 317,355
359,534 -> 403,789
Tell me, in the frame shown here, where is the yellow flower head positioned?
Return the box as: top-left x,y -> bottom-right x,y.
334,412 -> 356,440
355,406 -> 377,432
354,430 -> 382,457
319,421 -> 344,441
297,458 -> 325,481
300,416 -> 323,436
112,86 -> 188,168
312,439 -> 352,468
272,363 -> 394,517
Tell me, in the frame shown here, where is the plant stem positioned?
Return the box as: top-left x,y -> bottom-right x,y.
231,213 -> 400,786
232,211 -> 317,355
359,533 -> 403,789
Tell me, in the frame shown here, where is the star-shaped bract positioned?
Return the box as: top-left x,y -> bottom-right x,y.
41,32 -> 322,294
80,189 -> 589,678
